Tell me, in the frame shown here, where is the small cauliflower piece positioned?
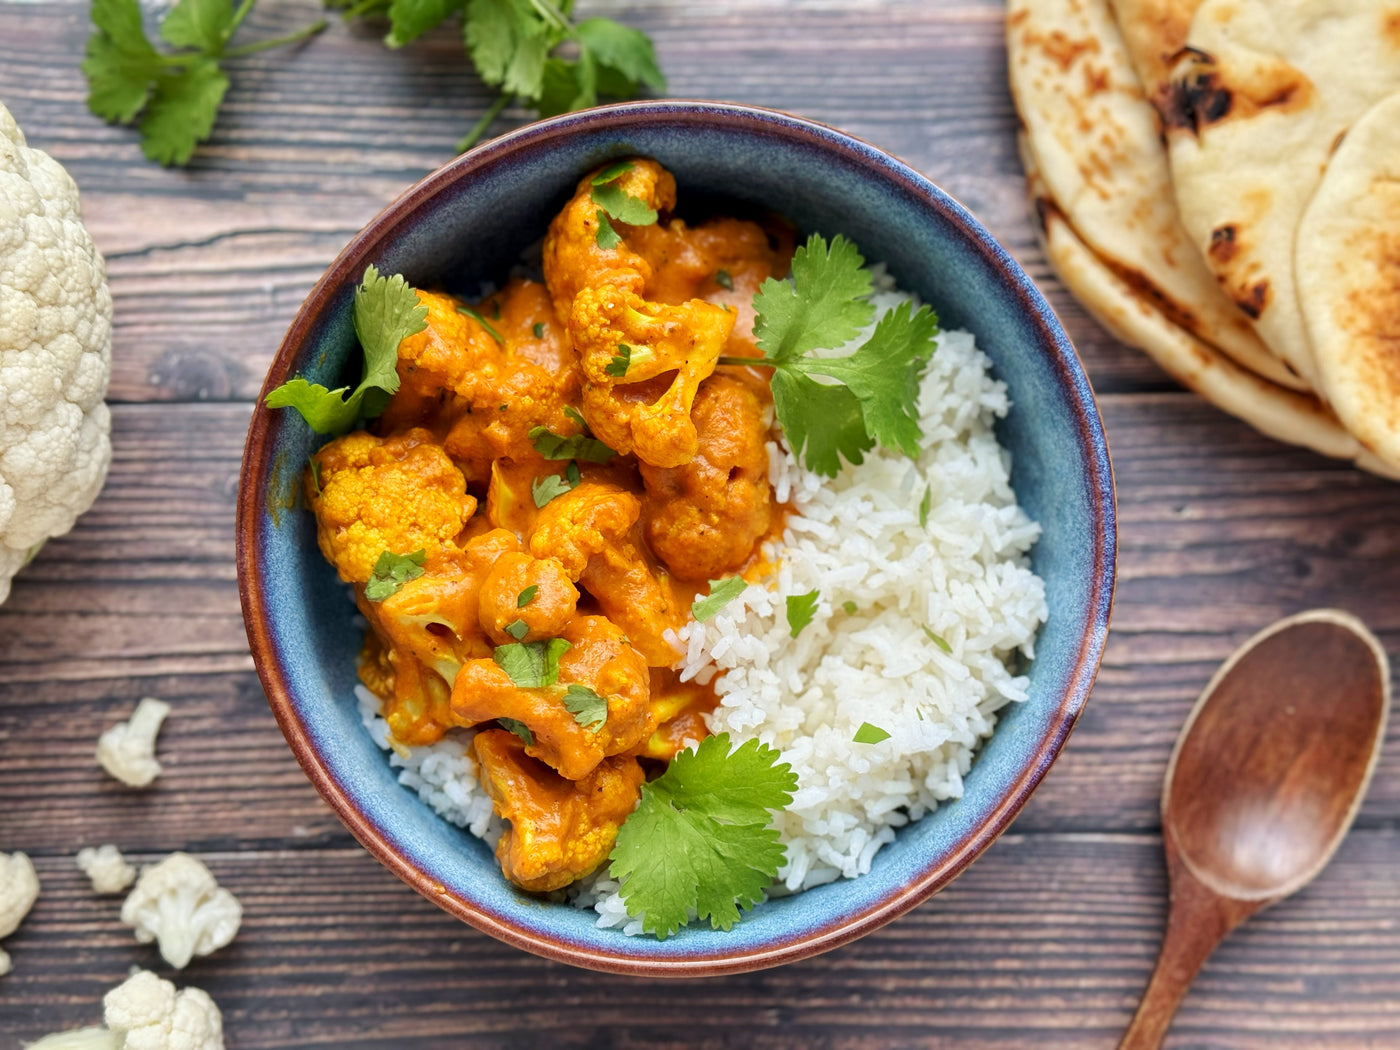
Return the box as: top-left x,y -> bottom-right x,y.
120,854 -> 241,970
103,970 -> 223,1050
308,429 -> 476,585
96,697 -> 170,788
0,102 -> 114,606
1,849 -> 40,974
76,844 -> 136,895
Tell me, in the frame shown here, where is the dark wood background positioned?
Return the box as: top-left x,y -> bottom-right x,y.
3,1 -> 1399,1046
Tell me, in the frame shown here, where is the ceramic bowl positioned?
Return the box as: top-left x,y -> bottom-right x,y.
236,100 -> 1116,976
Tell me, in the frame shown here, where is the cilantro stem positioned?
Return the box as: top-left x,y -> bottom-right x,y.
457,92 -> 513,153
226,0 -> 258,40
716,356 -> 772,368
528,0 -> 580,41
222,19 -> 329,58
339,0 -> 391,20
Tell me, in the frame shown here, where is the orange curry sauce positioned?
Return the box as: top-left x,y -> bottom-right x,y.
305,159 -> 795,892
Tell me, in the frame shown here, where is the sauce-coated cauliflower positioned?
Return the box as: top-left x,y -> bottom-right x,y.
120,854 -> 241,970
0,102 -> 113,605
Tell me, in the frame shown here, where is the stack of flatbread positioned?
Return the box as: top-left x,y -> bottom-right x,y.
1007,0 -> 1400,474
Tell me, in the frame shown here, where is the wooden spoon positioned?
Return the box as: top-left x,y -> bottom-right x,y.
1119,609 -> 1390,1049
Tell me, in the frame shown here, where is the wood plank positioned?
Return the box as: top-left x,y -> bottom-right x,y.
3,832 -> 1399,1047
2,397 -> 1398,855
0,0 -> 1170,405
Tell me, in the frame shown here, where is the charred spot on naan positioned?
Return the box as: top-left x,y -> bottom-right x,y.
1385,8 -> 1400,50
1158,48 -> 1314,134
1203,218 -> 1271,320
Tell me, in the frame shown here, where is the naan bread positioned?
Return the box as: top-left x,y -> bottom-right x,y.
1109,0 -> 1204,103
1163,0 -> 1400,388
1297,91 -> 1400,468
1021,136 -> 1390,473
1007,0 -> 1304,389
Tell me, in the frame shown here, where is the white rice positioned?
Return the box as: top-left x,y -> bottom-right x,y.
355,273 -> 1047,934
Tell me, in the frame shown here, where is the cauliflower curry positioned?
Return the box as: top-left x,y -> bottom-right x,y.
306,159 -> 793,892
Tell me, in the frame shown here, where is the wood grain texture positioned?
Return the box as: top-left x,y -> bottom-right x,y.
2,0 -> 1399,1044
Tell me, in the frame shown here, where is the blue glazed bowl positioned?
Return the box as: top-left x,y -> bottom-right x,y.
237,100 -> 1116,976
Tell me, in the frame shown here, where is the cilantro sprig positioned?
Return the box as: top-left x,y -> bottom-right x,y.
84,0 -> 327,165
265,266 -> 427,435
364,549 -> 426,601
334,0 -> 667,152
719,234 -> 940,477
609,734 -> 797,938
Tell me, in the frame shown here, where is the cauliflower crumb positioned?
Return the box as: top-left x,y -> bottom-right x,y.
1,850 -> 40,974
120,853 -> 241,969
25,970 -> 222,1050
76,844 -> 136,895
97,698 -> 170,788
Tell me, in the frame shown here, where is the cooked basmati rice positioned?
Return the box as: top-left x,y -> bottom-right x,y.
355,276 -> 1047,934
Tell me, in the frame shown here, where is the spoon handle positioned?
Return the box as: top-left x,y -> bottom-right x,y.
1118,842 -> 1260,1050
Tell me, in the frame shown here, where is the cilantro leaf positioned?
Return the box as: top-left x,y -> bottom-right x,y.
591,160 -> 634,185
504,619 -> 529,640
455,304 -> 504,343
159,0 -> 235,52
562,684 -> 608,730
753,234 -> 874,363
692,577 -> 747,622
743,233 -> 940,475
266,265 -> 426,434
791,300 -> 938,459
605,344 -> 632,377
785,590 -> 819,638
574,18 -> 665,92
715,269 -> 733,291
83,0 -> 326,165
563,406 -> 588,430
842,600 -> 858,615
386,0 -> 466,48
364,549 -> 426,602
138,60 -> 230,166
533,322 -> 546,338
595,210 -> 622,249
536,55 -> 595,118
517,585 -> 538,607
591,182 -> 658,227
464,0 -> 552,99
853,722 -> 890,744
609,734 -> 796,938
529,425 -> 616,464
922,626 -> 952,654
498,717 -> 534,745
531,472 -> 572,507
919,485 -> 932,528
493,638 -> 572,689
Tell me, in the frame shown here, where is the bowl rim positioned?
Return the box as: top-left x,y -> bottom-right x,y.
236,98 -> 1117,977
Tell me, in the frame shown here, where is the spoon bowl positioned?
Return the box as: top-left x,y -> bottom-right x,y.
1121,609 -> 1390,1049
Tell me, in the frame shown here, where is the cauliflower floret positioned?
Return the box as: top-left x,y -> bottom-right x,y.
96,697 -> 170,788
0,101 -> 113,605
120,854 -> 241,970
1,849 -> 40,976
309,429 -> 476,584
26,970 -> 223,1050
76,844 -> 137,895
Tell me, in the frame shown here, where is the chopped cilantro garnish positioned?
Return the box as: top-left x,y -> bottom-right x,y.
842,600 -> 858,615
529,425 -> 616,463
785,590 -> 820,638
609,734 -> 796,938
919,486 -> 932,527
265,265 -> 426,435
692,577 -> 747,622
364,548 -> 426,602
923,626 -> 952,654
563,406 -> 589,430
531,468 -> 578,508
562,684 -> 609,730
308,455 -> 322,496
504,618 -> 529,641
853,722 -> 890,744
722,234 -> 939,477
591,160 -> 634,185
455,303 -> 504,344
595,210 -> 622,249
533,321 -> 546,338
492,638 -> 572,689
498,718 -> 534,746
715,269 -> 734,290
606,343 -> 632,377
591,181 -> 658,227
517,585 -> 539,608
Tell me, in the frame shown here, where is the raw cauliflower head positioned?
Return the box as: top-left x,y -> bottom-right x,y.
120,853 -> 241,970
0,101 -> 113,605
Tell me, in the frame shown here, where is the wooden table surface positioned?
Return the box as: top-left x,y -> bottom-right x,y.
3,1 -> 1399,1046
